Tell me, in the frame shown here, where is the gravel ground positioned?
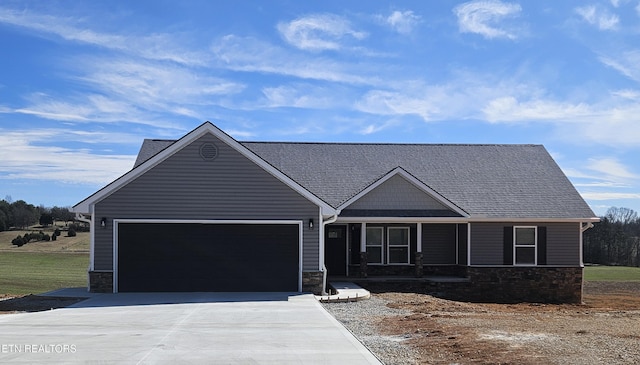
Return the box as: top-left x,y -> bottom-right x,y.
323,283 -> 640,365
323,296 -> 421,365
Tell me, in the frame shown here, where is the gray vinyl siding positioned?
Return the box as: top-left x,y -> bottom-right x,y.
347,175 -> 453,211
93,133 -> 320,271
546,222 -> 581,266
470,222 -> 582,266
422,224 -> 457,264
469,223 -> 504,265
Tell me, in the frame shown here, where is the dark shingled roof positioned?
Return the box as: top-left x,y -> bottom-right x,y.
134,139 -> 596,219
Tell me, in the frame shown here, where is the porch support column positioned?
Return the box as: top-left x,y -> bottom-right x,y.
467,222 -> 472,266
415,223 -> 423,277
359,222 -> 368,277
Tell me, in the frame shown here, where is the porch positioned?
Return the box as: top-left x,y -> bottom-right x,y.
324,222 -> 468,278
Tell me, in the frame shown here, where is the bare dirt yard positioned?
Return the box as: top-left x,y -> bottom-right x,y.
370,281 -> 640,364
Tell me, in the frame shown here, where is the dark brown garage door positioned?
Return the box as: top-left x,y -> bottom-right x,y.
117,223 -> 299,292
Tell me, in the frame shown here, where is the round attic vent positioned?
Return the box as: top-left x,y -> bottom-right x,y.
199,142 -> 218,160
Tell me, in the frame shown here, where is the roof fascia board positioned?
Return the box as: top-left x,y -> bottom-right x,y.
337,167 -> 469,217
74,122 -> 337,215
336,217 -> 600,223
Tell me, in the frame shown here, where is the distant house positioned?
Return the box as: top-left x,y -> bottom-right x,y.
73,122 -> 598,303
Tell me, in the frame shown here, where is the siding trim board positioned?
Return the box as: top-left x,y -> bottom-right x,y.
112,219 -> 304,293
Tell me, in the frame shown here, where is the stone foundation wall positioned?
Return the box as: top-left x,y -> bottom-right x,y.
89,271 -> 113,293
302,271 -> 324,295
352,266 -> 583,304
464,266 -> 583,303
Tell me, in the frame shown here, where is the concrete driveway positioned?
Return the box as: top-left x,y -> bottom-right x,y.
0,291 -> 381,364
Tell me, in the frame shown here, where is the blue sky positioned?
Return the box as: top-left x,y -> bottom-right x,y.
1,0 -> 639,216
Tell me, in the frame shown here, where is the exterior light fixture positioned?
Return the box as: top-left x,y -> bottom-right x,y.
308,218 -> 314,230
100,217 -> 107,228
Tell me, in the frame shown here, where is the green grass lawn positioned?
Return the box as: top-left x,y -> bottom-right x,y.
0,252 -> 88,295
584,265 -> 640,282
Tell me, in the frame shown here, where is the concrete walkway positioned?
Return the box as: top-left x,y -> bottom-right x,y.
316,282 -> 371,303
0,291 -> 381,364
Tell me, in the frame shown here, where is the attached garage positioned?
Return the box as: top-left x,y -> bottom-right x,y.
115,221 -> 302,292
74,123 -> 336,295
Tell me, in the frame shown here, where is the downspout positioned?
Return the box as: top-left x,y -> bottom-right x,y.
321,213 -> 339,295
75,212 -> 93,291
580,222 -> 595,267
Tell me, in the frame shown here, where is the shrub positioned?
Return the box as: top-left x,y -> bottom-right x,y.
54,228 -> 61,237
12,236 -> 25,247
68,223 -> 89,232
67,227 -> 76,237
51,234 -> 57,241
43,233 -> 51,242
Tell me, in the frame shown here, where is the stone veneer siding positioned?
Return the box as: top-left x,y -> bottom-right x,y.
302,271 -> 324,295
89,271 -> 113,293
464,267 -> 583,303
352,266 -> 583,304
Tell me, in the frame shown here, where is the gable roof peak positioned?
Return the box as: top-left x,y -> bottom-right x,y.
73,121 -> 337,215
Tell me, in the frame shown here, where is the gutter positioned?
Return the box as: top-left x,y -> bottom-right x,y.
75,213 -> 91,225
581,222 -> 594,233
321,213 -> 340,295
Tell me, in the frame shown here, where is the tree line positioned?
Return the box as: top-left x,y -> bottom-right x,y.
0,197 -> 76,231
584,207 -> 640,267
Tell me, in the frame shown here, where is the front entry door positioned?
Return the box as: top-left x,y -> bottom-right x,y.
325,225 -> 347,276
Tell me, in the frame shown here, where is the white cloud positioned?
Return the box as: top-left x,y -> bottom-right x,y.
611,89 -> 640,100
354,77 -> 502,121
581,192 -> 640,200
212,35 -> 380,85
453,0 -> 522,40
356,89 -> 434,120
482,96 -> 593,122
575,5 -> 619,30
11,93 -> 184,130
587,158 -> 639,180
0,129 -> 136,185
76,58 -> 244,107
382,10 -> 421,34
260,85 -> 340,109
599,50 -> 640,82
11,55 -> 246,127
0,7 -> 208,66
360,119 -> 399,135
277,14 -> 367,51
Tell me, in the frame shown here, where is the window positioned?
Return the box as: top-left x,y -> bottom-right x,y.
514,226 -> 537,265
387,227 -> 410,264
366,227 -> 384,264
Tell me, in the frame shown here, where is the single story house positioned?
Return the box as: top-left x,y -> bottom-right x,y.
73,122 -> 598,303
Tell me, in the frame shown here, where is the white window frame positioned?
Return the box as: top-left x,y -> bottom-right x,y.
387,227 -> 410,264
365,226 -> 384,265
513,226 -> 537,266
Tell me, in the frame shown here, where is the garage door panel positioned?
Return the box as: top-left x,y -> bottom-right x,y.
117,223 -> 299,292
